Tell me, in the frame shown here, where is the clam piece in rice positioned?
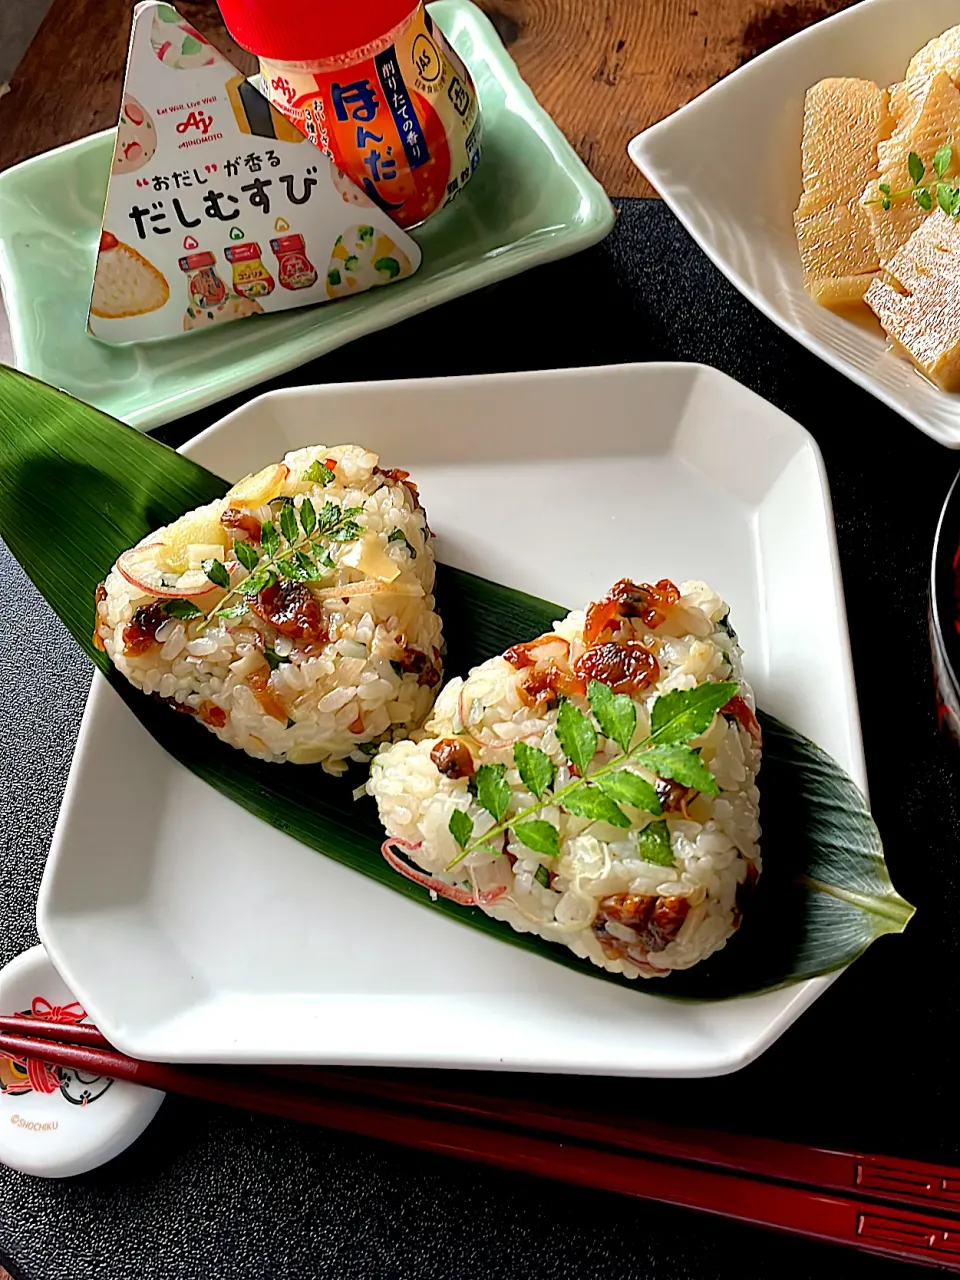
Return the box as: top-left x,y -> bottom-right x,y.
368,579 -> 762,978
95,445 -> 443,771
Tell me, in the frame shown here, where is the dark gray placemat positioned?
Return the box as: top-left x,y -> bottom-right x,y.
0,198 -> 951,1278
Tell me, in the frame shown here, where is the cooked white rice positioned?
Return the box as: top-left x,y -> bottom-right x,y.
368,579 -> 762,977
96,444 -> 443,770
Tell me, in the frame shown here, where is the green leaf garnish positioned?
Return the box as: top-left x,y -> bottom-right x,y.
636,822 -> 675,867
587,679 -> 636,753
328,522 -> 361,543
261,520 -> 280,558
594,769 -> 661,815
240,566 -> 274,596
650,681 -> 738,745
448,808 -> 473,850
869,148 -> 960,213
214,604 -> 249,620
299,497 -> 317,537
513,741 -> 555,800
474,763 -> 511,824
263,648 -> 289,671
317,502 -> 341,531
293,548 -> 329,580
302,462 -> 335,487
513,820 -> 560,857
202,558 -> 230,589
160,598 -> 201,619
276,557 -> 308,582
279,501 -> 299,544
534,864 -> 550,889
563,785 -> 631,828
234,540 -> 259,572
556,699 -> 597,776
388,528 -> 417,557
639,743 -> 720,796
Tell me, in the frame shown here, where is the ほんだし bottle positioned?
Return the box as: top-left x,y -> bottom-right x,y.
213,0 -> 482,228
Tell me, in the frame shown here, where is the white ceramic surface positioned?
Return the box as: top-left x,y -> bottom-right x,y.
0,947 -> 164,1177
629,0 -> 960,449
38,363 -> 864,1075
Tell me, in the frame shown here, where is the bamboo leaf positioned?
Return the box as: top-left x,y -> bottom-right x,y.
0,368 -> 914,1002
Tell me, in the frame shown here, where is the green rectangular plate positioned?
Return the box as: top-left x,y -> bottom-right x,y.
0,0 -> 613,430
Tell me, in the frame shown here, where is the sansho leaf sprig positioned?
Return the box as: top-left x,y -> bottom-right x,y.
866,144 -> 960,216
160,491 -> 363,629
446,678 -> 738,869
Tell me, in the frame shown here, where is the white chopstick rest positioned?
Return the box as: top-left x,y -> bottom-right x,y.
0,946 -> 164,1177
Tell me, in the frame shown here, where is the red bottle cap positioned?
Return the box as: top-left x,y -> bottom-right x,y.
215,0 -> 420,62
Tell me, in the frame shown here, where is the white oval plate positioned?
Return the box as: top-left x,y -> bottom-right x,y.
37,363 -> 864,1075
629,0 -> 960,449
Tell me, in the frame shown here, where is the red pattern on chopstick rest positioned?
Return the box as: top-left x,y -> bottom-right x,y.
5,997 -> 90,1094
30,997 -> 87,1024
24,1056 -> 60,1095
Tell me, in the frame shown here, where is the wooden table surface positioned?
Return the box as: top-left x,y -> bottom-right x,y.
0,0 -> 860,193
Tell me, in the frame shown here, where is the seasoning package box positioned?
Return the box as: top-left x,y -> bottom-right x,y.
88,1 -> 421,343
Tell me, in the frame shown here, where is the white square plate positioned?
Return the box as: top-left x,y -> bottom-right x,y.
628,0 -> 960,449
37,363 -> 864,1076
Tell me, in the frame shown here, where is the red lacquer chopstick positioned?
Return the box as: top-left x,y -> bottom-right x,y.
0,1015 -> 111,1050
3,1024 -> 959,1271
264,1065 -> 960,1219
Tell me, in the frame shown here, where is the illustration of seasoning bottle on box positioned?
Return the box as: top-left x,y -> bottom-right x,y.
270,233 -> 318,290
224,241 -> 275,299
179,250 -> 227,309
